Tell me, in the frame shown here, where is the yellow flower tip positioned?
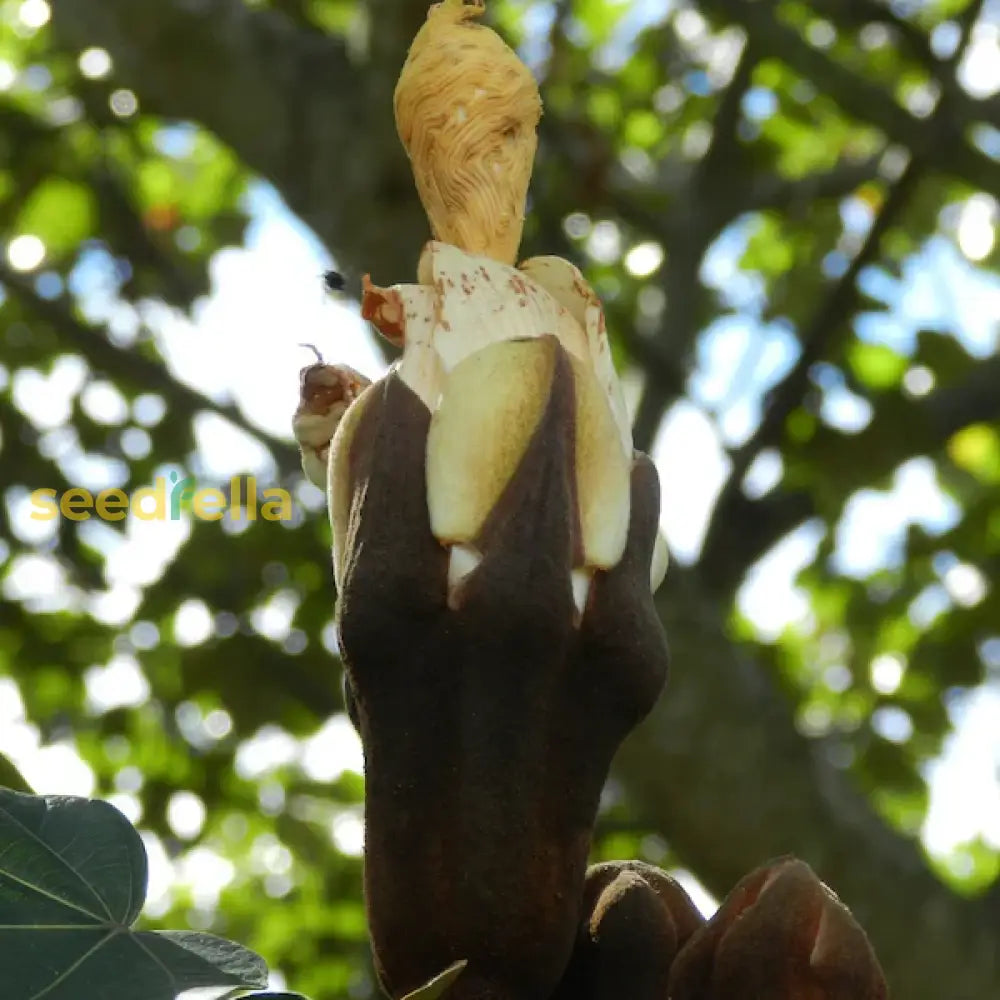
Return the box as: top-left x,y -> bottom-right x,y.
394,0 -> 542,265
429,0 -> 486,23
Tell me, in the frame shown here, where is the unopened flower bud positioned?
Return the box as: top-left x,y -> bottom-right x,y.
669,858 -> 888,1000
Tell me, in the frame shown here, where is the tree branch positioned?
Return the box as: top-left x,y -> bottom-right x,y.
704,0 -> 1000,194
701,157 -> 923,577
744,156 -> 883,214
699,352 -> 1000,594
90,163 -> 205,306
52,0 -> 334,180
700,0 -> 988,591
49,0 -> 428,284
0,262 -> 299,476
807,0 -> 1000,130
630,39 -> 758,451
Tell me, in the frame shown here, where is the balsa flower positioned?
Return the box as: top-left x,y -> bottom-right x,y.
292,4 -> 672,997
294,0 -> 667,616
290,10 -> 889,999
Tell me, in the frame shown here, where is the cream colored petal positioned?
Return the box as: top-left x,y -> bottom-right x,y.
650,531 -> 669,593
568,354 -> 631,570
517,256 -> 592,325
519,255 -> 631,455
419,242 -> 589,373
570,567 -> 592,622
362,275 -> 445,410
300,445 -> 330,492
426,337 -> 558,546
293,402 -> 349,452
393,284 -> 446,411
446,543 -> 484,609
293,364 -> 370,490
328,381 -> 380,591
294,405 -> 343,490
397,343 -> 445,413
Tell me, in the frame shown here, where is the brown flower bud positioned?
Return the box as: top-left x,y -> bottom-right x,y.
330,370 -> 669,1000
669,858 -> 888,1000
553,861 -> 704,1000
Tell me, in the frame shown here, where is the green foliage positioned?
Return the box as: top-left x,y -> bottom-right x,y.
0,788 -> 274,999
0,752 -> 34,793
847,342 -> 908,390
16,176 -> 96,253
949,424 -> 1000,484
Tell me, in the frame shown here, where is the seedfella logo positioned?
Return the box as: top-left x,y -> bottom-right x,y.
30,473 -> 293,522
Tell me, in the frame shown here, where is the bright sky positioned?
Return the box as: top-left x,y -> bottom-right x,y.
1,0 -> 1000,982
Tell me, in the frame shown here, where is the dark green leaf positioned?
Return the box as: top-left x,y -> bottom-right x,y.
0,788 -> 268,1000
0,753 -> 34,794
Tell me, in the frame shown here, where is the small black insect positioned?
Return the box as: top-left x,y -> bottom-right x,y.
323,269 -> 345,293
